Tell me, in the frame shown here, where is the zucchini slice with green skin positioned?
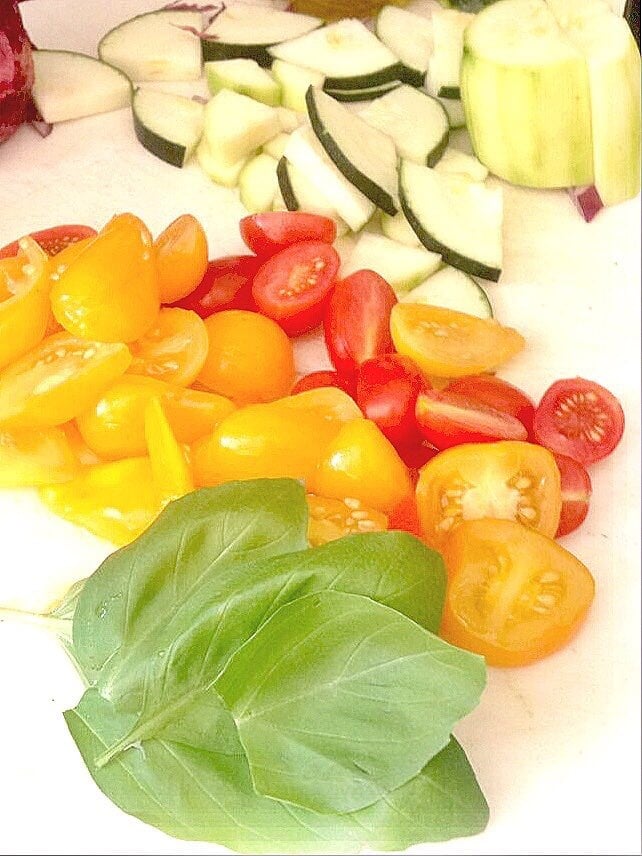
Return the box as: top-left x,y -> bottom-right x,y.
375,5 -> 434,88
439,96 -> 466,129
277,157 -> 346,226
400,266 -> 493,319
132,88 -> 204,168
98,10 -> 202,81
201,4 -> 323,67
306,87 -> 399,216
323,83 -> 401,103
263,132 -> 291,160
204,59 -> 281,106
202,89 -> 280,164
434,148 -> 489,182
399,159 -> 503,282
196,139 -> 247,188
269,19 -> 402,91
380,210 -> 422,248
271,60 -> 325,113
239,153 -> 279,213
342,232 -> 441,295
358,85 -> 448,166
31,50 -> 132,124
425,8 -> 473,101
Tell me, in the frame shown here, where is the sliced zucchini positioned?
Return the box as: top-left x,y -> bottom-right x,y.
201,4 -> 322,66
98,10 -> 202,81
439,96 -> 466,129
434,148 -> 489,182
283,127 -> 375,232
341,232 -> 441,294
400,266 -> 493,319
239,153 -> 279,213
322,82 -> 401,103
263,132 -> 290,160
132,88 -> 204,168
375,5 -> 434,87
276,107 -> 303,133
271,59 -> 325,113
196,139 -> 247,188
306,87 -> 399,216
277,157 -> 349,234
380,210 -> 421,248
204,59 -> 280,106
425,8 -> 473,100
399,160 -> 503,282
358,85 -> 448,166
269,19 -> 402,91
202,89 -> 280,163
30,50 -> 131,124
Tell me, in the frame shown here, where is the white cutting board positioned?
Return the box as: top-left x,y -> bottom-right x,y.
0,2 -> 640,854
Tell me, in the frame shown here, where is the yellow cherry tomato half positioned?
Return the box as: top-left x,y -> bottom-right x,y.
196,310 -> 295,404
440,518 -> 595,667
40,457 -> 161,546
0,426 -> 79,487
415,441 -> 562,552
50,213 -> 160,343
390,303 -> 525,379
0,332 -> 132,430
275,386 -> 362,423
0,237 -> 50,370
306,494 -> 388,547
61,422 -> 102,467
144,397 -> 193,505
128,307 -> 209,387
309,418 -> 414,516
155,214 -> 208,304
76,376 -> 235,460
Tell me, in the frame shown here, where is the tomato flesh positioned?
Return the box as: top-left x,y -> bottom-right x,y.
415,388 -> 528,450
0,236 -> 50,370
355,354 -> 425,448
306,494 -> 388,546
240,212 -> 336,257
445,375 -> 536,437
173,255 -> 261,317
292,371 -> 345,395
0,225 -> 96,259
128,307 -> 209,387
324,270 -> 397,384
440,518 -> 595,667
252,241 -> 339,336
0,426 -> 79,487
154,214 -> 208,304
553,452 -> 592,538
533,377 -> 624,466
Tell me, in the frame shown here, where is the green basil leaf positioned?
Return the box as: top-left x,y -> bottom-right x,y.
215,590 -> 486,815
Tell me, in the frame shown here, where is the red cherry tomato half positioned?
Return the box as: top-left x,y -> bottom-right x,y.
415,388 -> 528,450
0,224 -> 97,259
173,255 -> 261,318
356,354 -> 425,448
252,240 -> 340,337
533,377 -> 625,465
324,269 -> 397,385
554,453 -> 592,538
240,212 -> 337,258
292,370 -> 345,395
445,374 -> 536,437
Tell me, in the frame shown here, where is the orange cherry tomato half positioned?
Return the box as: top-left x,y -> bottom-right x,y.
415,440 -> 562,552
390,303 -> 525,379
0,333 -> 132,430
0,236 -> 50,369
128,307 -> 209,387
553,452 -> 592,538
154,214 -> 208,304
0,426 -> 79,487
240,212 -> 336,258
196,309 -> 295,404
306,494 -> 388,547
0,224 -> 96,259
144,397 -> 193,505
440,518 -> 595,667
50,213 -> 160,342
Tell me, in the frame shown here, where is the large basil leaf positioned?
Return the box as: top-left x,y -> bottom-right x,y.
215,590 -> 486,815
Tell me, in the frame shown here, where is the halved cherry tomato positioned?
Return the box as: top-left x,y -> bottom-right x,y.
154,214 -> 208,304
0,224 -> 96,259
173,255 -> 261,317
61,422 -> 102,467
386,493 -> 422,538
396,440 -> 440,479
306,494 -> 388,547
0,236 -> 50,369
240,212 -> 336,257
415,388 -> 528,450
197,310 -> 295,404
309,418 -> 414,515
445,375 -> 536,437
144,397 -> 193,505
355,354 -> 425,448
415,441 -> 562,551
440,518 -> 595,667
128,307 -> 209,387
76,377 -> 235,460
292,371 -> 344,395
0,333 -> 132,429
390,303 -> 525,379
554,452 -> 592,538
532,377 -> 625,466
0,426 -> 78,487
276,385 -> 361,424
39,457 -> 161,546
252,241 -> 340,336
324,270 -> 397,384
50,213 -> 160,342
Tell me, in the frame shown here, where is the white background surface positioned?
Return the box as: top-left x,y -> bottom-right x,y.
0,2 -> 640,854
